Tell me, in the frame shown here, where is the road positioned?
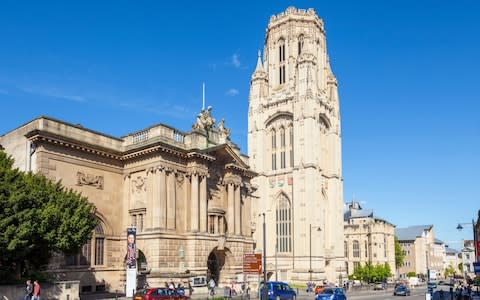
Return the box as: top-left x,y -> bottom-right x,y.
295,287 -> 428,300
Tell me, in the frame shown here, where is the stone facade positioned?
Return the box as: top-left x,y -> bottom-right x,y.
343,201 -> 396,278
248,7 -> 345,283
396,225 -> 435,279
0,111 -> 255,293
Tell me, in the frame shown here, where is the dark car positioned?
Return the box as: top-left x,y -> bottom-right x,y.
393,285 -> 411,296
315,287 -> 347,300
134,288 -> 190,300
259,281 -> 296,300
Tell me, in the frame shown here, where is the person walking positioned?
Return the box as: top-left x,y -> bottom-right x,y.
24,280 -> 33,300
32,280 -> 41,300
208,278 -> 216,296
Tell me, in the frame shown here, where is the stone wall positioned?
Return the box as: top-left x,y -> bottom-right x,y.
0,281 -> 80,300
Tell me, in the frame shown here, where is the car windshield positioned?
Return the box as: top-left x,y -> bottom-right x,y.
321,288 -> 334,294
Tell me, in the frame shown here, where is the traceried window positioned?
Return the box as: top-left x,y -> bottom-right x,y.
276,194 -> 292,253
288,125 -> 294,167
298,35 -> 304,55
271,129 -> 277,170
353,240 -> 360,258
94,223 -> 105,265
280,127 -> 286,169
279,39 -> 286,84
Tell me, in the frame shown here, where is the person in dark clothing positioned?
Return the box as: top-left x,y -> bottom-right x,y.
24,280 -> 33,300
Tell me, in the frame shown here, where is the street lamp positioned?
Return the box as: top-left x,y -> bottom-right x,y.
309,224 -> 322,283
457,219 -> 478,263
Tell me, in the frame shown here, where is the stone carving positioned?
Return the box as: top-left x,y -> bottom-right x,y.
217,118 -> 230,139
76,171 -> 104,189
132,176 -> 147,193
192,106 -> 215,131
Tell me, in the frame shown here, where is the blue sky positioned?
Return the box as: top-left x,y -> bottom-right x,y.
1,1 -> 479,248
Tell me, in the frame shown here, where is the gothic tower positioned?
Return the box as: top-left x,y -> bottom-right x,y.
248,7 -> 345,283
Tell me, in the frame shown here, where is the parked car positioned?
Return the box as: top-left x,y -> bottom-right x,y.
427,281 -> 437,289
315,287 -> 347,300
134,288 -> 190,300
374,282 -> 385,290
259,281 -> 297,300
393,285 -> 411,296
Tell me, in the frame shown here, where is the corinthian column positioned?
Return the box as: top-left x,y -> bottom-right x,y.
190,173 -> 199,232
235,184 -> 241,235
199,174 -> 207,232
159,168 -> 167,229
167,170 -> 176,230
123,174 -> 131,229
227,182 -> 234,235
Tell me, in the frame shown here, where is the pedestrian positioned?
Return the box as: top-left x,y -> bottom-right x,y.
187,282 -> 193,296
24,280 -> 33,300
208,278 -> 216,296
32,280 -> 41,300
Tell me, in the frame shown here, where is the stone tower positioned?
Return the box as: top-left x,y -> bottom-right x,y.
248,7 -> 345,283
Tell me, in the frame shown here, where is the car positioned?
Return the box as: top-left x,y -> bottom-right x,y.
259,281 -> 297,300
134,288 -> 190,300
427,281 -> 437,289
374,282 -> 385,290
393,285 -> 411,296
315,287 -> 347,300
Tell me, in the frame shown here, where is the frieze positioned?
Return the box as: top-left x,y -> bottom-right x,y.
76,171 -> 104,189
132,176 -> 147,193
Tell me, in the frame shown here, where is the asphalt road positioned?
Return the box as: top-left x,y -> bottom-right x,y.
295,287 -> 428,300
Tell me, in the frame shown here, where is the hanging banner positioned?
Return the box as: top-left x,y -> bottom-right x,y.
126,227 -> 137,269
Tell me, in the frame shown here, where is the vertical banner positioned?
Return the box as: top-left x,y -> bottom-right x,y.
126,227 -> 137,297
476,240 -> 480,262
126,227 -> 137,268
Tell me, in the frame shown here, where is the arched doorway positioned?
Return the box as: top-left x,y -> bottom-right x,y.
207,248 -> 227,284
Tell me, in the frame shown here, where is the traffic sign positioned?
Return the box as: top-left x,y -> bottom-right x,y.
243,253 -> 262,274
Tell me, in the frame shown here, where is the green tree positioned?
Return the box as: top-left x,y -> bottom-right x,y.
444,265 -> 455,278
394,237 -> 405,269
407,271 -> 416,277
458,262 -> 463,273
0,151 -> 97,282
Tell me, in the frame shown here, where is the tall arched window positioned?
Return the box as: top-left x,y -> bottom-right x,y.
298,35 -> 304,55
271,128 -> 277,170
344,241 -> 348,258
66,221 -> 105,266
280,127 -> 285,169
288,125 -> 294,167
364,240 -> 368,258
353,240 -> 360,258
276,194 -> 292,253
278,39 -> 286,84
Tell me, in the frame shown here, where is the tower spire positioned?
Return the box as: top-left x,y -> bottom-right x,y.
255,49 -> 264,71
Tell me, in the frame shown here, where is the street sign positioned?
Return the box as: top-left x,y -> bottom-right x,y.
243,253 -> 262,274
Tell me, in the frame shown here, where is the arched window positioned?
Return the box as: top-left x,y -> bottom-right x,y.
344,241 -> 348,258
280,127 -> 285,169
298,35 -> 304,55
66,221 -> 105,266
353,240 -> 360,258
288,125 -> 294,167
364,240 -> 368,258
276,194 -> 292,253
271,129 -> 277,170
278,39 -> 286,84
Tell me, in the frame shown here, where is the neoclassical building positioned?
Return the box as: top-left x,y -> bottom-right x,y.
343,201 -> 396,277
248,7 -> 345,283
0,110 -> 255,293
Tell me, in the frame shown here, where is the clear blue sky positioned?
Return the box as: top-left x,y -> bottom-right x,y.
1,1 -> 479,249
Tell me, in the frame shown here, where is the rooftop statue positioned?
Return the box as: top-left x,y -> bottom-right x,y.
192,106 -> 215,131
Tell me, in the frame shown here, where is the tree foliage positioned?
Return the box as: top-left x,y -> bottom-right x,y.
394,237 -> 405,269
444,265 -> 455,278
0,151 -> 97,282
407,271 -> 416,277
348,262 -> 392,283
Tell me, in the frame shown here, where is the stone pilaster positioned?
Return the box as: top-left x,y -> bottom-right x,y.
190,173 -> 199,232
167,169 -> 176,230
227,182 -> 234,235
235,184 -> 241,235
159,168 -> 167,229
199,174 -> 207,232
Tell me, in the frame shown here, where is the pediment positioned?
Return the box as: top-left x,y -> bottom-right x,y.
203,144 -> 249,170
